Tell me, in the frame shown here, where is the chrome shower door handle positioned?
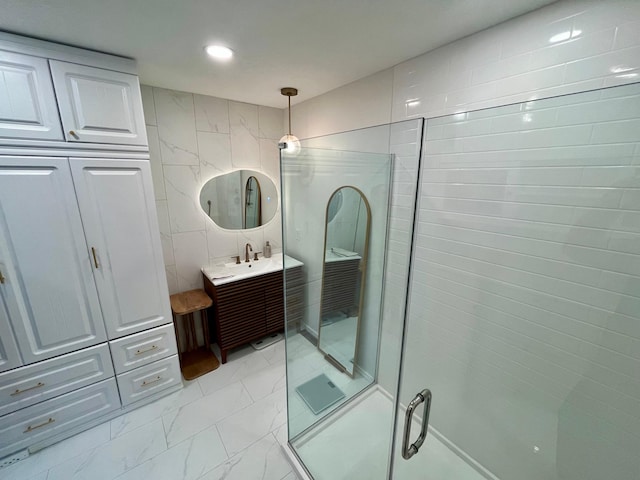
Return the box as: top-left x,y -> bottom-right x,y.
402,388 -> 432,460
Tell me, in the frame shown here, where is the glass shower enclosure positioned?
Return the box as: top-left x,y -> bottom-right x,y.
280,82 -> 640,480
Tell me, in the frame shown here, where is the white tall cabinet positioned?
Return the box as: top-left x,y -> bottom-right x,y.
49,61 -> 147,145
0,157 -> 107,366
70,159 -> 171,338
0,32 -> 180,460
0,50 -> 63,141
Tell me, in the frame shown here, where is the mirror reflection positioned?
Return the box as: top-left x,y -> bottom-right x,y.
318,186 -> 370,377
200,170 -> 277,230
244,176 -> 261,228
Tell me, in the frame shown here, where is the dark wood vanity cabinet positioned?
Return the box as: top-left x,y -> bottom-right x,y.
203,265 -> 303,363
321,258 -> 361,316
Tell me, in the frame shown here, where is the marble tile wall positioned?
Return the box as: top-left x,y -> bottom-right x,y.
141,86 -> 284,293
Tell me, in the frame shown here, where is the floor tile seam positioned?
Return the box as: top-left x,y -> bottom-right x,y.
162,383 -> 257,447
0,465 -> 48,480
242,355 -> 288,383
193,378 -> 205,397
134,389 -> 205,427
192,429 -> 283,480
217,410 -> 286,455
243,379 -> 288,403
278,469 -> 296,480
239,377 -> 258,403
163,379 -> 249,421
45,442 -> 101,479
202,429 -> 288,479
110,424 -> 231,480
27,425 -> 115,479
244,355 -> 287,376
213,384 -> 286,425
214,423 -> 231,459
98,420 -> 169,480
197,362 -> 272,396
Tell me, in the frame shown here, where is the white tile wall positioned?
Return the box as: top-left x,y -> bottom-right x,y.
284,2 -> 640,479
392,0 -> 640,122
142,86 -> 284,293
399,82 -> 640,480
289,68 -> 394,140
290,1 -> 640,138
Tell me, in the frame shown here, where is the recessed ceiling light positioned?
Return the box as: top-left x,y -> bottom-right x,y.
205,45 -> 233,60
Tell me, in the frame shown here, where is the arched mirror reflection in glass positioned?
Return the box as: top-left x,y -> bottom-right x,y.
244,176 -> 262,228
318,186 -> 370,377
199,170 -> 277,230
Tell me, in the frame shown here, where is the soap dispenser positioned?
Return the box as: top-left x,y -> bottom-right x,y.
264,241 -> 272,258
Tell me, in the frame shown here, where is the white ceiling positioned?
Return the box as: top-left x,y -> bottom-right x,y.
1,0 -> 557,108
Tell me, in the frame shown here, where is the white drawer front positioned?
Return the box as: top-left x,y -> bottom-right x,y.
0,378 -> 119,458
0,344 -> 114,417
109,324 -> 178,375
117,355 -> 181,406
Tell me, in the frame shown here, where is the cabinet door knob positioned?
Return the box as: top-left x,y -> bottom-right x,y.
69,130 -> 79,139
0,269 -> 4,284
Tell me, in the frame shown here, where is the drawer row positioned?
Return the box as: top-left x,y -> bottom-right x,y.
0,353 -> 181,458
0,324 -> 179,418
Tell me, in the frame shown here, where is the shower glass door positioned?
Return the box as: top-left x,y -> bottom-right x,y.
391,82 -> 640,479
280,120 -> 424,480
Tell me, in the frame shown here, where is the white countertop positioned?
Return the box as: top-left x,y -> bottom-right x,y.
202,252 -> 303,286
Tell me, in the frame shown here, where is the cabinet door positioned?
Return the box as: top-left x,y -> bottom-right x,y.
70,158 -> 172,339
0,50 -> 63,141
0,281 -> 22,373
0,157 -> 107,364
49,60 -> 147,146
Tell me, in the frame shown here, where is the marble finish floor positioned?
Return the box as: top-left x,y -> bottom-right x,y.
0,341 -> 298,480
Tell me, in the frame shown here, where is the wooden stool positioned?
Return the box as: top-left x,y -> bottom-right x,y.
170,289 -> 220,380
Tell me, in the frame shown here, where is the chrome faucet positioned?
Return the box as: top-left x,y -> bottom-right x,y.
244,243 -> 253,263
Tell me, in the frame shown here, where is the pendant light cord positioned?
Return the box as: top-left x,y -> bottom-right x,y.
288,95 -> 292,136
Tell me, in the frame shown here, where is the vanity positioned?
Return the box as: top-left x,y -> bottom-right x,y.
202,254 -> 304,363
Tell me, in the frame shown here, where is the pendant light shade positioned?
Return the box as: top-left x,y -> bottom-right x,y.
279,87 -> 300,155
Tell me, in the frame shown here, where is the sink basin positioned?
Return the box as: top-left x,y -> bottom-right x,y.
202,252 -> 303,286
223,258 -> 274,275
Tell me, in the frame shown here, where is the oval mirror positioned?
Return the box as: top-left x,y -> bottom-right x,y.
200,170 -> 278,230
318,186 -> 371,377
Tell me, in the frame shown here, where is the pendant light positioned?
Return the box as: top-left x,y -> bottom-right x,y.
279,87 -> 300,155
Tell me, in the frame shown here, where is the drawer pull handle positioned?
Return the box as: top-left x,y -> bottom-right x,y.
11,382 -> 45,396
0,269 -> 5,284
91,247 -> 99,269
24,417 -> 55,433
141,376 -> 162,387
135,345 -> 158,356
